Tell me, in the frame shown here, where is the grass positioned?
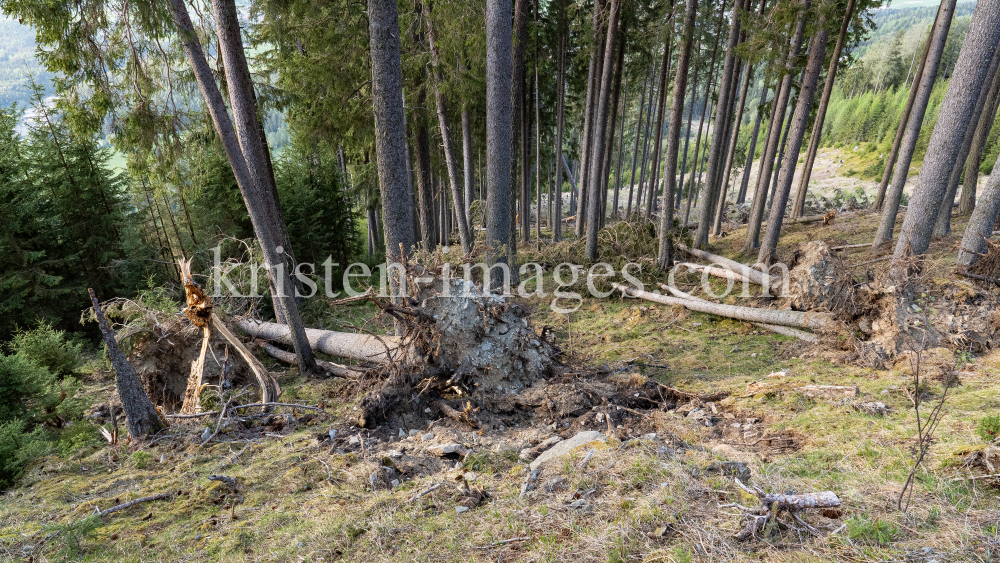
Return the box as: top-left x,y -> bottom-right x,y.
3,183 -> 1000,561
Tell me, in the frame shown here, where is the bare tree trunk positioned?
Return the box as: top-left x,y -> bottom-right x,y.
958,153 -> 1000,267
933,48 -> 1000,237
413,81 -> 436,249
677,59 -> 700,209
90,289 -> 164,438
612,60 -> 630,218
643,29 -> 673,223
635,55 -> 660,218
658,0 -> 698,270
742,0 -> 809,254
462,106 -> 474,224
585,0 -> 620,259
602,33 -> 626,226
577,0 -> 606,238
535,0 -> 542,243
626,62 -> 654,218
714,62 -> 753,234
959,64 -> 1000,215
792,0 -> 857,218
486,0 -> 513,274
758,26 -> 830,266
873,0 -> 956,251
683,26 -> 723,225
508,0 -> 529,261
171,0 -> 319,374
425,5 -> 473,253
554,30 -> 567,241
695,0 -> 743,247
873,8 -> 941,210
893,0 -> 1000,270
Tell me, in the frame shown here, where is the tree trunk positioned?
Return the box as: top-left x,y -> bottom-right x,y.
486,0 -> 514,274
933,47 -> 1000,237
737,88 -> 767,204
612,60 -> 630,218
695,0 -> 743,247
958,152 -> 1000,268
90,289 -> 164,438
554,31 -> 567,242
171,0 -> 319,374
425,6 -> 473,253
893,0 -> 1000,269
643,29 -> 673,223
534,0 -> 542,244
959,62 -> 1000,215
758,27 -> 830,266
714,62 -> 753,234
577,0 -> 606,238
603,33 -> 626,226
413,81 -> 436,250
873,0 -> 956,251
585,0 -> 620,259
658,0 -> 698,270
626,63 -> 654,218
236,319 -> 399,363
873,7 -> 942,210
742,0 -> 809,254
636,55 -> 660,218
792,0 -> 857,218
462,106 -> 474,225
510,0 -> 529,258
677,58 -> 700,208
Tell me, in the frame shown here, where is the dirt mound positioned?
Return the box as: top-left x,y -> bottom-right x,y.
784,241 -> 1000,367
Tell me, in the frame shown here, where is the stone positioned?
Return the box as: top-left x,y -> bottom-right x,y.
541,476 -> 566,493
200,427 -> 212,442
390,479 -> 400,487
421,432 -> 435,442
530,431 -> 607,470
409,429 -> 419,437
642,433 -> 657,440
348,435 -> 361,445
569,499 -> 585,509
328,429 -> 338,441
398,428 -> 406,438
705,460 -> 751,481
455,505 -> 469,514
386,449 -> 403,458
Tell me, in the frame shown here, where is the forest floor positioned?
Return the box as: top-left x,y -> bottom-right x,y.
3,164 -> 1000,563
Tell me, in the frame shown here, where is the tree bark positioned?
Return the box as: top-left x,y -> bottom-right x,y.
695,0 -> 744,247
958,154 -> 1000,267
511,0 -> 530,257
534,0 -> 543,243
872,0 -> 956,251
585,0 -> 620,259
425,5 -> 473,253
635,55 -> 660,219
737,88 -> 767,203
958,62 -> 1000,216
486,0 -> 513,275
874,5 -> 942,211
682,25 -> 724,225
462,106 -> 474,225
612,58 -> 630,218
602,31 -> 626,226
577,0 -> 606,239
658,0 -> 698,270
89,289 -> 164,439
172,0 -> 319,374
758,27 -> 830,266
742,0 -> 809,253
893,0 -> 1000,269
413,81 -> 436,250
677,58 -> 700,209
792,0 -> 857,218
714,62 -> 752,234
933,47 -> 1000,237
236,319 -> 399,363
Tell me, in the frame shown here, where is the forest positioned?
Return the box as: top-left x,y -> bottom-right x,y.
3,0 -> 1000,560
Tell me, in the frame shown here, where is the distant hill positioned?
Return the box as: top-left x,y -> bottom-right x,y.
0,18 -> 52,109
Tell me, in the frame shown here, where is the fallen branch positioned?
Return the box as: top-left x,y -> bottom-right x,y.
435,400 -> 478,428
475,537 -> 531,549
614,283 -> 832,329
677,262 -> 755,285
850,255 -> 890,268
100,492 -> 172,517
830,243 -> 869,251
235,318 -> 399,364
955,270 -> 1000,288
257,340 -> 368,379
760,491 -> 841,511
408,481 -> 444,502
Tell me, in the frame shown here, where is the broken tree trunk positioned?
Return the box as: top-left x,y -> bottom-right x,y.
235,319 -> 400,363
676,244 -> 780,289
257,340 -> 368,379
612,283 -> 832,329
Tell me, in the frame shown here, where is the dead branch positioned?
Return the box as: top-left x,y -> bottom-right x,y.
100,492 -> 172,517
407,481 -> 444,502
955,270 -> 1000,288
435,400 -> 478,428
676,244 -> 780,288
830,243 -> 870,251
760,491 -> 841,511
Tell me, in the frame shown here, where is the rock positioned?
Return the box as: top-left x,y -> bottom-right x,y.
386,449 -> 403,458
409,429 -> 419,437
429,443 -> 468,457
530,431 -> 607,470
328,429 -> 338,441
455,505 -> 469,514
348,435 -> 361,445
424,408 -> 432,414
421,432 -> 435,442
797,385 -> 858,401
705,460 -> 751,481
398,428 -> 406,438
642,433 -> 657,440
390,479 -> 400,487
200,427 -> 212,442
569,499 -> 585,509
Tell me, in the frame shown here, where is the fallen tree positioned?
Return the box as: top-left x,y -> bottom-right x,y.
235,318 -> 400,364
611,282 -> 833,329
675,244 -> 781,290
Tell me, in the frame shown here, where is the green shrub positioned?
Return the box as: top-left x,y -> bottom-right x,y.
977,415 -> 1000,442
130,450 -> 152,469
847,515 -> 897,546
0,352 -> 55,422
0,420 -> 52,487
58,422 -> 101,457
9,321 -> 83,377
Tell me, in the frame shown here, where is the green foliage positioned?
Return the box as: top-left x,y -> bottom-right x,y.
0,352 -> 58,423
0,420 -> 51,487
44,514 -> 104,560
9,321 -> 83,377
57,422 -> 101,457
130,450 -> 152,469
846,515 -> 897,546
976,415 -> 1000,443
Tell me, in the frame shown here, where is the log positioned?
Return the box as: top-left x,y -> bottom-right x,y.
760,491 -> 841,511
675,244 -> 780,290
235,319 -> 399,364
677,262 -> 755,285
830,243 -> 869,251
612,283 -> 832,329
257,340 -> 368,378
657,283 -> 817,342
100,492 -> 172,517
213,314 -> 280,405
